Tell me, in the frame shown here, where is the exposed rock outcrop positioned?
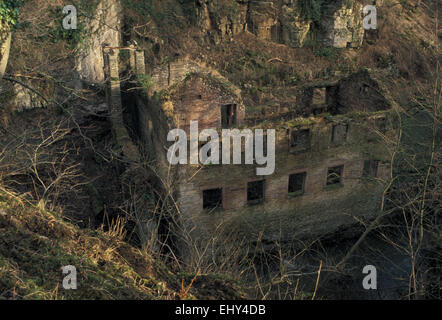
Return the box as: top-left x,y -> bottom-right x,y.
319,0 -> 364,48
11,83 -> 46,111
280,1 -> 312,47
76,0 -> 122,84
196,0 -> 249,44
194,0 -> 365,48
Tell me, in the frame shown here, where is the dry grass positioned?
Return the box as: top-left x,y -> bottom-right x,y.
0,186 -> 246,299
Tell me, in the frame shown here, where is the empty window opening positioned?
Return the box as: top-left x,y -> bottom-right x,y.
290,129 -> 310,151
203,188 -> 223,210
312,88 -> 327,105
288,172 -> 306,196
313,105 -> 327,115
327,165 -> 344,186
247,180 -> 265,205
331,124 -> 348,144
221,104 -> 237,128
363,160 -> 379,178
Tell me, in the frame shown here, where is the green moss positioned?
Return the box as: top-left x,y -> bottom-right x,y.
288,190 -> 304,197
245,105 -> 265,114
137,74 -> 155,91
324,183 -> 344,191
285,117 -> 316,128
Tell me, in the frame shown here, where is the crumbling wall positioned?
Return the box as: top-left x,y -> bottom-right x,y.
150,59 -> 246,132
169,74 -> 245,131
103,48 -> 161,250
151,58 -> 202,92
296,71 -> 391,116
137,65 -> 393,250
336,69 -> 392,113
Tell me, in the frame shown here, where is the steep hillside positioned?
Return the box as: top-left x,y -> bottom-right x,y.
0,0 -> 440,300
0,188 -> 245,299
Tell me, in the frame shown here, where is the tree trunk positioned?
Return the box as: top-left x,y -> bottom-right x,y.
0,29 -> 12,79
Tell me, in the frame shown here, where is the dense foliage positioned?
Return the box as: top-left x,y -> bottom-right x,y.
0,0 -> 25,27
298,0 -> 323,22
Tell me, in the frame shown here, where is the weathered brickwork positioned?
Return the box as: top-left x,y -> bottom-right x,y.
170,74 -> 245,131
134,58 -> 393,252
175,116 -> 391,243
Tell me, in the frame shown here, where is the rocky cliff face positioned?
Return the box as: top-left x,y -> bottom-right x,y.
76,0 -> 122,84
75,0 -> 366,84
195,0 -> 364,48
319,1 -> 364,48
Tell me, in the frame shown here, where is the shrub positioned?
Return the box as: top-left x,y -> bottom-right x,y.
298,0 -> 323,22
137,74 -> 154,91
314,46 -> 341,60
210,0 -> 240,21
0,0 -> 25,28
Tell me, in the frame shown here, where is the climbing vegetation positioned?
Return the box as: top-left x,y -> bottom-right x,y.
298,0 -> 323,22
0,0 -> 25,28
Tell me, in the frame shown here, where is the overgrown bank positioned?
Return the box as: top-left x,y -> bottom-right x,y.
0,187 -> 246,299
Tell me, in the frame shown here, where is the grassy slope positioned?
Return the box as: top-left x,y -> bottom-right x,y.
0,188 -> 245,300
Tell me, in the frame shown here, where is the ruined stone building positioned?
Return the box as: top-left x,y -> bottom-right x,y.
130,57 -> 394,247
65,0 -> 396,251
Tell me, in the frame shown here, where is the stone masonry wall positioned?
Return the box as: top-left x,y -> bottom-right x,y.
176,116 -> 391,244
136,66 -> 392,248
149,60 -> 246,133
169,75 -> 245,131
